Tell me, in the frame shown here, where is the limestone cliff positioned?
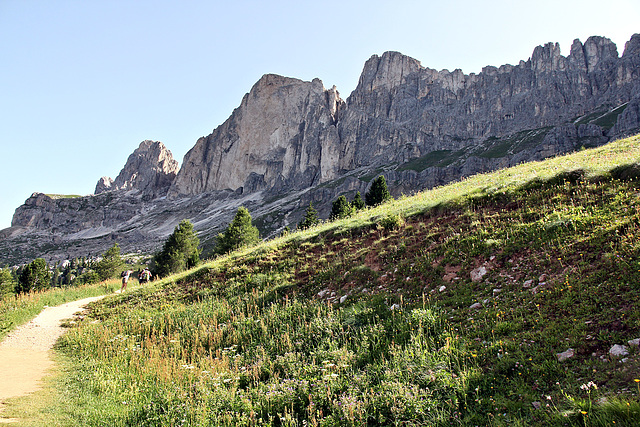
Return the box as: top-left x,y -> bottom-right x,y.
169,75 -> 344,197
96,140 -> 179,198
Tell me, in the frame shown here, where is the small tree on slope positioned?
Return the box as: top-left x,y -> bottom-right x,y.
297,202 -> 320,230
153,219 -> 201,277
365,175 -> 392,207
215,207 -> 260,255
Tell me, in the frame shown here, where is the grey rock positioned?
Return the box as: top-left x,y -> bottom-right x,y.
110,140 -> 179,198
610,344 -> 630,357
94,176 -> 113,194
168,75 -> 344,198
471,266 -> 487,282
556,348 -> 575,362
469,302 -> 483,310
628,338 -> 640,347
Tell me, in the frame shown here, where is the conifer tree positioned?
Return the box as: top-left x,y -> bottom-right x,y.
215,207 -> 260,255
351,191 -> 365,211
154,219 -> 201,277
365,175 -> 392,207
17,258 -> 50,293
330,195 -> 353,221
0,267 -> 16,298
94,243 -> 125,281
297,202 -> 320,230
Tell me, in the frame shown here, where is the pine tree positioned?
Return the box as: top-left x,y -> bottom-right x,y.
17,258 -> 50,294
330,195 -> 353,221
153,220 -> 201,277
94,243 -> 125,281
0,267 -> 16,298
365,175 -> 392,207
215,207 -> 260,255
297,202 -> 320,230
351,191 -> 365,211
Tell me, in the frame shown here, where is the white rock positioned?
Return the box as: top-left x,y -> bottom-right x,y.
628,338 -> 640,347
339,295 -> 348,304
317,289 -> 328,298
609,344 -> 629,357
523,279 -> 534,288
492,288 -> 502,296
470,266 -> 487,282
469,302 -> 483,310
438,285 -> 447,292
390,303 -> 400,311
556,348 -> 575,362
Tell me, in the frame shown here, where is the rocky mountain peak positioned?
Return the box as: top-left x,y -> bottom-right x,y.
168,75 -> 344,198
623,33 -> 640,57
94,176 -> 114,194
96,140 -> 179,198
353,51 -> 423,95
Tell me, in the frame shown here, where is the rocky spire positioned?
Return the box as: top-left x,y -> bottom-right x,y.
96,140 -> 179,198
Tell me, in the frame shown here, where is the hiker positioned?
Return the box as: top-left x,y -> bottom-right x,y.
120,269 -> 133,291
139,268 -> 152,284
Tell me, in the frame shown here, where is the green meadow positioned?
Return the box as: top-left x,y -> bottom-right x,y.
4,134 -> 640,425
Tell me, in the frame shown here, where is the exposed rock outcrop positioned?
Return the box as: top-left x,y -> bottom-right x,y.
95,177 -> 113,194
96,140 -> 179,198
168,75 -> 344,198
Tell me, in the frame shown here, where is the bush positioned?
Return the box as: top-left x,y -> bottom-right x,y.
351,191 -> 365,211
0,267 -> 16,298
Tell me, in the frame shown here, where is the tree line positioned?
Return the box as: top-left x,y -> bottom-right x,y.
0,176 -> 392,296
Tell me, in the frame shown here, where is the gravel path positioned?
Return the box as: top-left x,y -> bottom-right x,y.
0,296 -> 105,422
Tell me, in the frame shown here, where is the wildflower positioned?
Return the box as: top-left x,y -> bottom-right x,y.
580,381 -> 597,391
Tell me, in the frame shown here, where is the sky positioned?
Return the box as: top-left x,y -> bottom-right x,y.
0,0 -> 638,230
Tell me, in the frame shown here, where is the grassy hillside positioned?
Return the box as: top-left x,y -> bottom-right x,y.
30,135 -> 640,425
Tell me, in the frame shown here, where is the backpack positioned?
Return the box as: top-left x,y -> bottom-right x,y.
121,270 -> 126,278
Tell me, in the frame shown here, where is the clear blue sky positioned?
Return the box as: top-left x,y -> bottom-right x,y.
1,0 -> 638,230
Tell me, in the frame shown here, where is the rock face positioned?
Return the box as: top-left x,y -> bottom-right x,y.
96,140 -> 179,198
2,34 -> 640,265
95,177 -> 113,194
169,75 -> 344,197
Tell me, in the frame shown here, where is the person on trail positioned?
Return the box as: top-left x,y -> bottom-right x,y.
121,269 -> 133,291
139,268 -> 151,284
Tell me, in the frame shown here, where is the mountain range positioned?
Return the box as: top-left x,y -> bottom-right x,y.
1,34 -> 639,266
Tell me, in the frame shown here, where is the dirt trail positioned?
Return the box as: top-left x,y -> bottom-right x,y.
0,296 -> 105,423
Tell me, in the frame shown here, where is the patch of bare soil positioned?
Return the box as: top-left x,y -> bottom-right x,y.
0,296 -> 105,423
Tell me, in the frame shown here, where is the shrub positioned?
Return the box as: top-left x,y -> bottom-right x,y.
330,195 -> 354,221
351,191 -> 365,211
